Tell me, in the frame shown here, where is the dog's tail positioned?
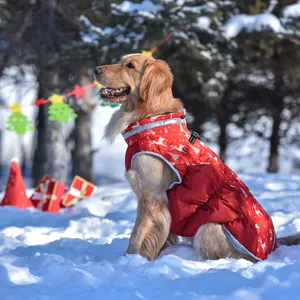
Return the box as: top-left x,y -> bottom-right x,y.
277,232 -> 300,246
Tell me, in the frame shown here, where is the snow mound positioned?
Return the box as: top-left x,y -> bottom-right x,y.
113,0 -> 162,14
1,174 -> 300,298
223,13 -> 284,39
283,2 -> 300,19
195,16 -> 211,30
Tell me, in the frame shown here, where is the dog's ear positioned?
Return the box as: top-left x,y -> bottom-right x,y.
140,59 -> 173,101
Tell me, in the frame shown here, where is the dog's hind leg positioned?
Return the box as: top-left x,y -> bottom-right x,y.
126,154 -> 177,260
277,232 -> 300,246
193,223 -> 257,263
160,233 -> 179,252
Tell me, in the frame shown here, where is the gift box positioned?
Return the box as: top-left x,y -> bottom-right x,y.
31,175 -> 66,212
62,176 -> 96,207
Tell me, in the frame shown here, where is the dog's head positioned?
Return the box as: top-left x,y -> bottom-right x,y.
95,54 -> 175,109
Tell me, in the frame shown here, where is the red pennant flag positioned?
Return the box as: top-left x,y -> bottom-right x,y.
70,85 -> 85,99
34,98 -> 49,106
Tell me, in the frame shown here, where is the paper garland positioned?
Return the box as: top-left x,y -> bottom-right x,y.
6,104 -> 35,135
48,103 -> 78,122
48,94 -> 78,122
141,50 -> 153,57
4,50 -> 158,135
5,82 -> 101,135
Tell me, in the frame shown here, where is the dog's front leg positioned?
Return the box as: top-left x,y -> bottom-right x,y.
126,154 -> 176,260
126,198 -> 171,260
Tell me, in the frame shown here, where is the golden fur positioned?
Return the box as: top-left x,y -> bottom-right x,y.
96,54 -> 300,262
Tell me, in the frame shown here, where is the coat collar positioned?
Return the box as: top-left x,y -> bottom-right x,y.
122,109 -> 186,145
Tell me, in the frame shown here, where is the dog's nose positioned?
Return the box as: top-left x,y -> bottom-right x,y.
95,67 -> 102,76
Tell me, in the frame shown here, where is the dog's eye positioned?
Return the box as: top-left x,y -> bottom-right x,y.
126,63 -> 135,69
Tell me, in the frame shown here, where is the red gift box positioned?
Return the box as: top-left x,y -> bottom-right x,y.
31,175 -> 66,212
62,176 -> 96,207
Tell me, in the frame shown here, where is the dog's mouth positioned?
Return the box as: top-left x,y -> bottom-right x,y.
100,87 -> 131,102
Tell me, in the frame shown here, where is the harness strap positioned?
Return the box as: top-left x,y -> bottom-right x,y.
122,118 -> 186,139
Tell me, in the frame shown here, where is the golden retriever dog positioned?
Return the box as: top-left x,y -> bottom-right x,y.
95,53 -> 300,262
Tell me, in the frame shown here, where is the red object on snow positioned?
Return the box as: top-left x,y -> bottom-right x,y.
1,159 -> 33,209
30,175 -> 66,213
62,176 -> 96,207
123,110 -> 277,261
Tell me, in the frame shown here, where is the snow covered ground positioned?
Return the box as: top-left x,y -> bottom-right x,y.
1,106 -> 300,299
1,74 -> 300,300
1,173 -> 300,299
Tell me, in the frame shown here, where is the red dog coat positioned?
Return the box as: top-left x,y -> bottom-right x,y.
123,110 -> 277,260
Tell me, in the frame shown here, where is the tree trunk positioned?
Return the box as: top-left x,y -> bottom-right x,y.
71,68 -> 96,183
31,0 -> 68,185
218,116 -> 227,162
267,109 -> 282,173
32,70 -> 69,185
217,86 -> 231,162
267,73 -> 284,174
49,119 -> 69,182
32,102 -> 49,185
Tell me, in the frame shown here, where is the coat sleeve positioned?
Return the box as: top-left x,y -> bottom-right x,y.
168,163 -> 241,237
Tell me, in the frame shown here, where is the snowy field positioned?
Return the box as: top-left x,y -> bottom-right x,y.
1,82 -> 300,299
1,173 -> 300,299
1,106 -> 300,299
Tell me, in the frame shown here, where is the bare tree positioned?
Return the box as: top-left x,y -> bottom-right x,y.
71,68 -> 96,183
32,0 -> 69,184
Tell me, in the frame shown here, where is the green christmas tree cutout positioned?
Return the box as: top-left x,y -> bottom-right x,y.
48,94 -> 77,122
7,104 -> 35,135
49,102 -> 78,122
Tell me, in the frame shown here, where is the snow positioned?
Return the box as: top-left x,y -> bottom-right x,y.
1,173 -> 300,298
161,0 -> 185,5
267,0 -> 278,13
1,81 -> 300,299
80,16 -> 103,35
92,106 -> 127,183
283,2 -> 300,19
195,16 -> 211,30
223,13 -> 284,39
112,0 -> 163,14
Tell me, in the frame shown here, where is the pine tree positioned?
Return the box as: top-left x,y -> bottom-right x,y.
223,0 -> 300,172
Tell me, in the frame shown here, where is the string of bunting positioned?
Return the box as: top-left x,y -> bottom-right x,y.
3,25 -> 188,135
5,81 -> 107,135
